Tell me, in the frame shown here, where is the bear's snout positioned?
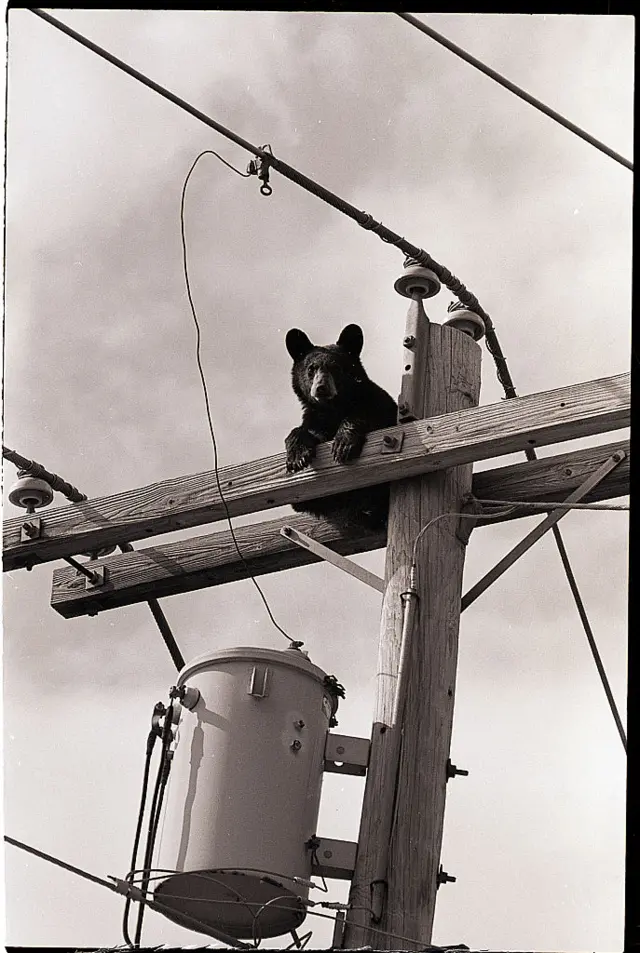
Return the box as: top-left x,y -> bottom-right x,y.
310,370 -> 337,402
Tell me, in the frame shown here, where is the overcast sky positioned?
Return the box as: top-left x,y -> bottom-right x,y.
2,10 -> 632,950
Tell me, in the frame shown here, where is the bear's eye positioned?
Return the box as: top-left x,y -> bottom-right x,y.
307,364 -> 317,377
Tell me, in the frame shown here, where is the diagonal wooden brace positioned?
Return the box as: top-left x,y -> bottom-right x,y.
461,450 -> 626,611
280,526 -> 384,592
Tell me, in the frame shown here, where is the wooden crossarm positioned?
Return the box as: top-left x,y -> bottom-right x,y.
3,370 -> 629,572
49,439 -> 629,617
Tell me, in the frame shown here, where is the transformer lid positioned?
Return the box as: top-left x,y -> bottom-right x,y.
176,644 -> 329,689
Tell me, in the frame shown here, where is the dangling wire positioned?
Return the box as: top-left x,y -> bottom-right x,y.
180,152 -> 301,648
122,707 -> 162,947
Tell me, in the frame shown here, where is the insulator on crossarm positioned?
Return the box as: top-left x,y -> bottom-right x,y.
8,473 -> 54,512
394,257 -> 441,299
443,302 -> 485,341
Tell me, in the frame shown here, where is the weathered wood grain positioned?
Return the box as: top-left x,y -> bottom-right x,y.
49,439 -> 629,617
343,319 -> 480,948
4,370 -> 629,571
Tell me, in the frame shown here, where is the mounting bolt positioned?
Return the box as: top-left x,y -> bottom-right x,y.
403,335 -> 416,349
290,739 -> 302,751
612,451 -> 625,463
294,719 -> 305,730
398,401 -> 409,415
446,758 -> 469,780
437,865 -> 456,887
382,434 -> 399,450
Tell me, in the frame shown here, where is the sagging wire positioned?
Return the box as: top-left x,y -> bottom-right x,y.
251,894 -> 302,948
411,505 -> 516,574
180,151 -> 301,649
137,883 -> 433,950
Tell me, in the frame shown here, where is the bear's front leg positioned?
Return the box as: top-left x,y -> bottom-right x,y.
332,420 -> 367,464
285,426 -> 320,472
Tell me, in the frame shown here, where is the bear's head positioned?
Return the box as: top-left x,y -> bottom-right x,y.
285,324 -> 367,406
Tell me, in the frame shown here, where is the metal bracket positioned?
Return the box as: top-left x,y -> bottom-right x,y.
311,837 -> 357,880
437,865 -> 457,888
85,565 -> 107,589
462,450 -> 626,612
280,526 -> 384,593
331,909 -> 346,948
380,429 -> 405,454
247,664 -> 270,697
455,494 -> 482,545
20,517 -> 42,542
446,758 -> 469,780
324,733 -> 370,776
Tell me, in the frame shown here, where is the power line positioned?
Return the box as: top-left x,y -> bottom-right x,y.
476,499 -> 629,512
27,7 -> 518,401
2,445 -> 87,502
551,526 -> 627,753
3,448 -> 185,670
396,13 -> 633,172
4,834 -> 252,949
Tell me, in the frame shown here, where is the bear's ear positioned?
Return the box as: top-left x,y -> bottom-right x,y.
286,329 -> 314,360
336,324 -> 364,358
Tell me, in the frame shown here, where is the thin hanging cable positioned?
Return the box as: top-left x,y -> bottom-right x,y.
134,701 -> 175,947
180,151 -> 298,646
122,725 -> 158,948
396,13 -> 633,172
28,7 -> 518,400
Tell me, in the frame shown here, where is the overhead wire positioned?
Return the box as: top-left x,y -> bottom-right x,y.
28,7 -> 518,402
122,720 -> 160,947
4,834 -> 252,949
476,498 -> 629,512
5,831 -> 435,952
2,449 -> 186,670
396,13 -> 633,172
180,151 -> 299,647
409,502 -> 627,752
22,13 -> 627,931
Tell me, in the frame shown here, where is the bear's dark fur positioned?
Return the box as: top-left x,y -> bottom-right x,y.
284,324 -> 398,530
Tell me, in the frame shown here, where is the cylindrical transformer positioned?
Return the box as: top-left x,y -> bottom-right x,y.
154,645 -> 339,940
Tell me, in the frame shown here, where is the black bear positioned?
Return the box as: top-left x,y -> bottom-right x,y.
284,323 -> 398,530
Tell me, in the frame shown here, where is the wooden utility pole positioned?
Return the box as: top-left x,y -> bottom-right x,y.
342,266 -> 482,949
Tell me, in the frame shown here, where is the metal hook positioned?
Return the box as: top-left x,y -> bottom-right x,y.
260,182 -> 273,196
